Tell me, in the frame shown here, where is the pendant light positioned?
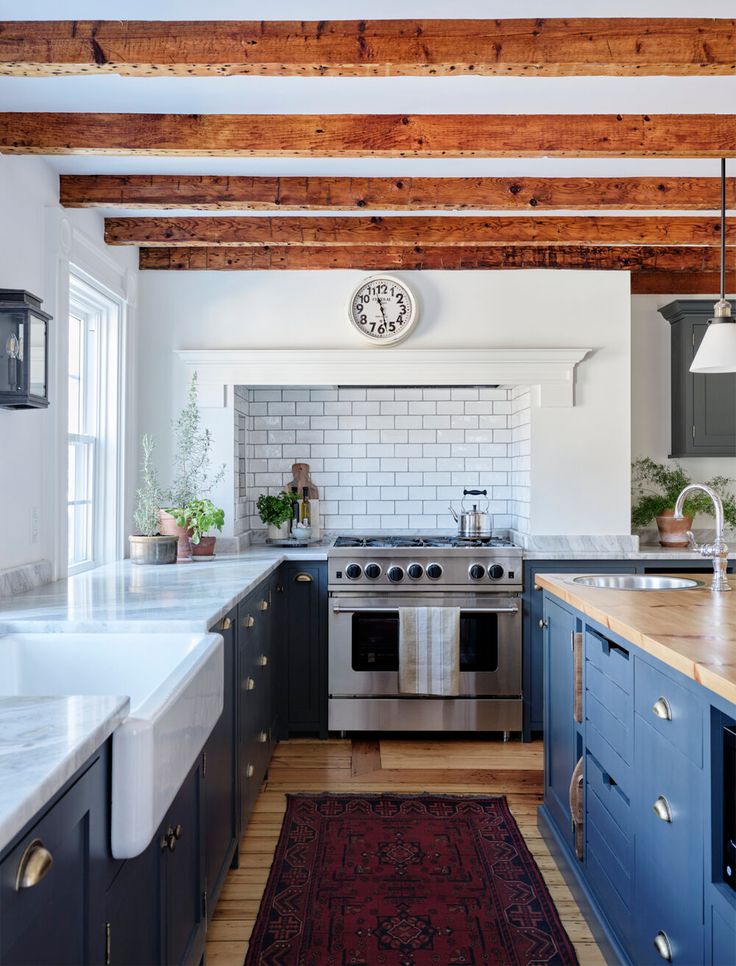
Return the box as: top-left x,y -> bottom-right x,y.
690,158 -> 736,373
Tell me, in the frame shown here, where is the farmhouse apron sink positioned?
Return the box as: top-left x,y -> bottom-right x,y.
0,632 -> 223,858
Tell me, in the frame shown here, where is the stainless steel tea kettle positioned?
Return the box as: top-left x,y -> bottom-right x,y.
448,489 -> 492,539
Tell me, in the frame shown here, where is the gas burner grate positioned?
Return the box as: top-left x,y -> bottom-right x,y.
332,535 -> 517,550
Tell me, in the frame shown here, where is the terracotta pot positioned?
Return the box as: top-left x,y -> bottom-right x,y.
158,510 -> 193,562
655,508 -> 694,549
191,535 -> 217,558
128,534 -> 177,565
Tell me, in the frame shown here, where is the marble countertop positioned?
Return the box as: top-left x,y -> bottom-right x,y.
0,695 -> 129,854
537,573 -> 736,707
0,545 -> 328,633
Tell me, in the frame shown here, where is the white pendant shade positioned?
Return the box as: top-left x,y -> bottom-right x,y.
690,321 -> 736,373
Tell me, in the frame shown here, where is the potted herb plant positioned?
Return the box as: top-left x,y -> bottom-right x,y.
632,457 -> 736,547
257,492 -> 296,541
129,434 -> 177,565
160,374 -> 226,561
171,498 -> 225,558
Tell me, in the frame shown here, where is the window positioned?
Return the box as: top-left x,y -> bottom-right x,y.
67,274 -> 123,574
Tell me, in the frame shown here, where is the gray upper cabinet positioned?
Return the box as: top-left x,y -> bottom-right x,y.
661,300 -> 736,457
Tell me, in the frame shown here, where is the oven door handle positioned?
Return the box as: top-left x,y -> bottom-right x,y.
331,606 -> 519,615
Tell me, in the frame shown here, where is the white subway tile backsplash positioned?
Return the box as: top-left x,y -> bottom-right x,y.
239,385 -> 530,535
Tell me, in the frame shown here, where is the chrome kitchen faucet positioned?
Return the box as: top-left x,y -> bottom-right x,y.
674,483 -> 731,592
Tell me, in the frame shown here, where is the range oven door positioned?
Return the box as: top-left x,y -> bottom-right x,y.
328,593 -> 521,698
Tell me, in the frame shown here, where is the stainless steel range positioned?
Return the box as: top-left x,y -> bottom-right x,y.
328,535 -> 523,735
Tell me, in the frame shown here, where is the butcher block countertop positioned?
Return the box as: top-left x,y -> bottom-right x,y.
537,573 -> 736,707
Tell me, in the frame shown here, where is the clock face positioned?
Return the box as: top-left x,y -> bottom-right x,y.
348,275 -> 418,345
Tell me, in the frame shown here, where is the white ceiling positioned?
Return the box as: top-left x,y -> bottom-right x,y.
2,1 -> 735,215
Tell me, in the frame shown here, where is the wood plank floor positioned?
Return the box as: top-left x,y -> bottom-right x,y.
205,738 -> 604,966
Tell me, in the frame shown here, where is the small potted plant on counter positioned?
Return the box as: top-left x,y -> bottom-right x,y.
171,498 -> 225,558
129,434 -> 177,565
257,492 -> 295,541
160,374 -> 225,561
631,457 -> 736,547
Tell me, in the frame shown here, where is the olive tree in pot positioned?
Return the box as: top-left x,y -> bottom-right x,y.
159,374 -> 225,562
129,434 -> 177,565
632,457 -> 736,547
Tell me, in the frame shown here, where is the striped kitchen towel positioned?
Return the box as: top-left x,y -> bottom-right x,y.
398,607 -> 461,696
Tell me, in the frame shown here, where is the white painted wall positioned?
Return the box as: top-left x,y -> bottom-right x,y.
137,269 -> 631,536
0,156 -> 138,575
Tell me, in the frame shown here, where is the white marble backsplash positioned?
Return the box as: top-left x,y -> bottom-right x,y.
0,559 -> 52,598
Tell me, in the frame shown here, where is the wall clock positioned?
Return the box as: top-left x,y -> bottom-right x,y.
348,275 -> 418,345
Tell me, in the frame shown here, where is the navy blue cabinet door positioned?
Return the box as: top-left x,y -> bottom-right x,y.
0,752 -> 107,965
160,763 -> 204,966
280,562 -> 327,737
543,595 -> 577,851
203,608 -> 238,910
103,841 -> 160,965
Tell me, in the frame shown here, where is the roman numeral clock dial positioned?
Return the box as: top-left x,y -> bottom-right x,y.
348,275 -> 418,345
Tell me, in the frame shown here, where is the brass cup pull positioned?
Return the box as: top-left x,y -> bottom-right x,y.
652,796 -> 673,823
15,839 -> 53,890
221,617 -> 232,631
246,763 -> 255,778
652,696 -> 673,721
295,573 -> 313,583
653,931 -> 673,962
258,654 -> 268,667
258,730 -> 268,743
246,677 -> 255,691
243,615 -> 256,629
259,599 -> 269,611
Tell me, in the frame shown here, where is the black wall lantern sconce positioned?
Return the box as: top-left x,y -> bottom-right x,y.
0,289 -> 51,410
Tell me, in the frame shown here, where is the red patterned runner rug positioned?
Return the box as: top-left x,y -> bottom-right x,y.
245,794 -> 578,966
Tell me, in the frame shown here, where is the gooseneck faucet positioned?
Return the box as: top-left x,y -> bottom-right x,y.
674,484 -> 731,592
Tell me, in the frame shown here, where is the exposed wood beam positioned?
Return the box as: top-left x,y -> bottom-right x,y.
61,175 -> 736,211
106,215 -> 736,248
631,271 -> 736,294
3,113 -> 736,158
138,244 -> 723,271
1,19 -> 734,77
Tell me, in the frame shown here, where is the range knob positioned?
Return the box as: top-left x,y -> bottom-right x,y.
364,563 -> 381,580
387,565 -> 405,583
469,564 -> 485,580
407,563 -> 424,580
426,563 -> 443,580
345,563 -> 362,580
489,564 -> 505,580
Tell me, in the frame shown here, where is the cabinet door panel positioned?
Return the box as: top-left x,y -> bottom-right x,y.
104,845 -> 160,966
543,595 -> 576,849
282,562 -> 327,736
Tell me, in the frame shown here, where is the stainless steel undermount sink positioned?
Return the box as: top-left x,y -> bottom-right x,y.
572,574 -> 701,591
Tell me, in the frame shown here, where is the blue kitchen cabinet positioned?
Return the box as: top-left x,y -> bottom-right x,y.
102,843 -> 160,965
203,608 -> 239,912
0,745 -> 109,965
542,594 -> 577,852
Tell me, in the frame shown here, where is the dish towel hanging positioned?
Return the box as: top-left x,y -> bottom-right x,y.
398,607 -> 461,696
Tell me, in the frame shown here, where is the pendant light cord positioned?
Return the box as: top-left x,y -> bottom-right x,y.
721,157 -> 727,303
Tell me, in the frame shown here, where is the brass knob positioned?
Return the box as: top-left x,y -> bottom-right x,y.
258,730 -> 268,743
653,931 -> 673,962
258,654 -> 268,667
246,763 -> 255,778
295,573 -> 313,583
15,839 -> 53,890
243,615 -> 256,628
259,599 -> 269,611
652,796 -> 673,823
174,823 -> 183,840
539,619 -> 548,629
161,831 -> 177,853
221,617 -> 232,631
652,697 -> 672,721
246,677 -> 255,691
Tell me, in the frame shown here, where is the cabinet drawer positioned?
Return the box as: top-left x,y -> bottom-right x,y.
712,903 -> 736,966
634,657 -> 703,767
585,629 -> 632,694
585,691 -> 633,765
586,816 -> 632,909
585,723 -> 631,798
586,751 -> 631,844
586,848 -> 632,954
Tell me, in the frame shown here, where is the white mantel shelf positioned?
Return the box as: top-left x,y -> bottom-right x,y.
175,347 -> 592,407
